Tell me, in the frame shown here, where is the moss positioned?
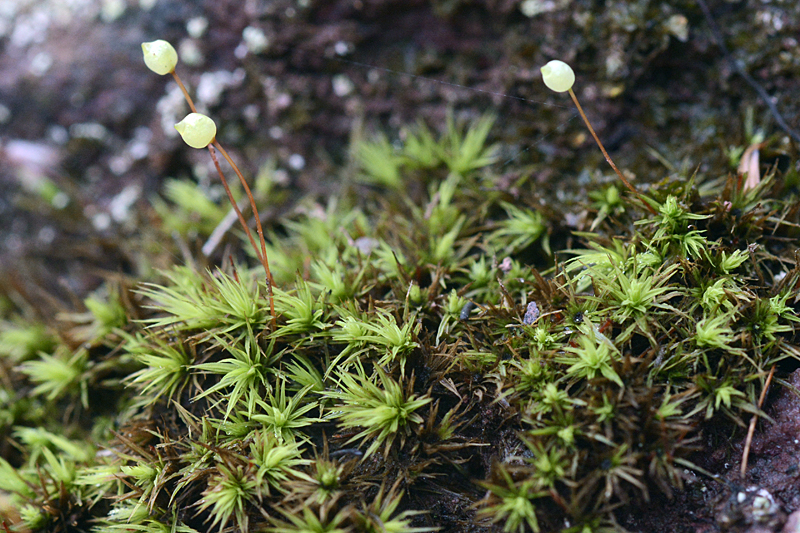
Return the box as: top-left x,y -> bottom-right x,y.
2,44 -> 800,533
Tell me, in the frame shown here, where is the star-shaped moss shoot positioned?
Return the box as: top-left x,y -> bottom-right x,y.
540,60 -> 656,215
141,40 -> 178,75
174,113 -> 217,149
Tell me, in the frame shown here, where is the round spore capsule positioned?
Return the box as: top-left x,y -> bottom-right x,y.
540,60 -> 575,93
175,113 -> 217,149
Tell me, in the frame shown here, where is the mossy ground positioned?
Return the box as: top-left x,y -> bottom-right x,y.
2,104 -> 800,532
1,1 -> 800,532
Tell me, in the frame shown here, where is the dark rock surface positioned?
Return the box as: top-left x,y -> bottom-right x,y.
1,1 -> 799,530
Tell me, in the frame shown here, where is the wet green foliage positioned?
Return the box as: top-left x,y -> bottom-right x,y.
1,113 -> 800,533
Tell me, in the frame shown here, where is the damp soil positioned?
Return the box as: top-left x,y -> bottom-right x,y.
1,1 -> 799,531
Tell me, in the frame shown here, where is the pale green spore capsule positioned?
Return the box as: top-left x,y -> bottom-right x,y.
540,60 -> 575,93
141,40 -> 178,75
175,113 -> 216,149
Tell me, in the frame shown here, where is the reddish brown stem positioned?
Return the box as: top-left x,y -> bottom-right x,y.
171,71 -> 197,113
170,69 -> 277,330
213,140 -> 276,328
206,145 -> 262,264
567,88 -> 657,216
206,144 -> 277,329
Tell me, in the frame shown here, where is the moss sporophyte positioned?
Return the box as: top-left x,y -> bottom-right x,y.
141,39 -> 276,328
541,60 -> 657,216
2,38 -> 800,533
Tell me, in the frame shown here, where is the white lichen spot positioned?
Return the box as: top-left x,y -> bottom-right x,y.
757,9 -> 784,33
563,212 -> 582,228
139,0 -> 157,10
4,139 -> 58,192
100,0 -> 126,22
354,237 -> 380,255
334,41 -> 351,56
605,44 -> 626,78
273,93 -> 292,110
234,43 -> 248,59
665,14 -> 689,42
70,122 -> 109,141
108,155 -> 131,175
242,26 -> 269,54
0,103 -> 10,124
192,163 -> 209,182
109,184 -> 141,223
179,38 -> 204,66
51,192 -> 69,209
37,226 -> 55,244
47,125 -> 68,145
751,489 -> 779,523
186,16 -> 208,39
243,104 -> 260,124
288,154 -> 305,170
127,127 -> 152,160
273,168 -> 289,185
29,51 -> 53,76
572,11 -> 591,28
520,0 -> 570,18
10,9 -> 50,47
269,126 -> 283,140
332,74 -> 354,97
196,70 -> 244,106
92,212 -> 111,231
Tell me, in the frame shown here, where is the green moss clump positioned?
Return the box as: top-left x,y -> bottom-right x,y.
1,94 -> 800,532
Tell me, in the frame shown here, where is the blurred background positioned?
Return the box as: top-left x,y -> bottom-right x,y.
0,0 -> 798,308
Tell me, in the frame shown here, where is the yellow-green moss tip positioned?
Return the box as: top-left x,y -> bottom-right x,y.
175,113 -> 217,149
141,40 -> 178,75
540,60 -> 575,93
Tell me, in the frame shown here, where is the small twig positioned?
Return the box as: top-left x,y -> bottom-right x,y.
202,205 -> 241,257
567,88 -> 657,216
740,365 -> 775,479
673,457 -> 723,483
